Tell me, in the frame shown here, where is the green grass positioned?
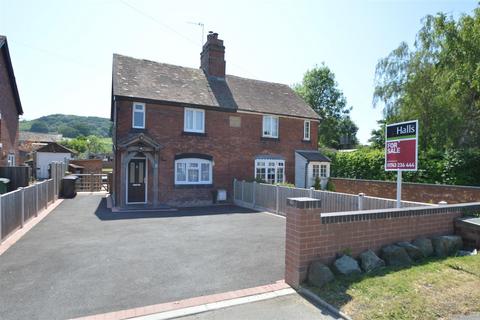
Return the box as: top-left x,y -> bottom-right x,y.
309,255 -> 480,320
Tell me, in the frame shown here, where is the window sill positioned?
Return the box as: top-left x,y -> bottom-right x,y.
175,184 -> 214,189
261,136 -> 279,142
302,139 -> 311,143
182,131 -> 206,137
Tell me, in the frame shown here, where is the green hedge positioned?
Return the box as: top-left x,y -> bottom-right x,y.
325,148 -> 480,186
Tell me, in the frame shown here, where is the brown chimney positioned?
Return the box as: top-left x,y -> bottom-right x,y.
200,31 -> 226,78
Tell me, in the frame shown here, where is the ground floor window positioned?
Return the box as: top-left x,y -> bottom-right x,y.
255,159 -> 285,184
175,158 -> 212,185
320,164 -> 327,177
313,164 -> 320,179
7,153 -> 15,166
313,163 -> 328,179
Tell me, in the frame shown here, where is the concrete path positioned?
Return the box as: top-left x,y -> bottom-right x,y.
0,194 -> 286,320
172,293 -> 339,320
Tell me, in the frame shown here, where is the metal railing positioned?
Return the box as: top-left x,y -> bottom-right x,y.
233,179 -> 433,216
0,162 -> 66,242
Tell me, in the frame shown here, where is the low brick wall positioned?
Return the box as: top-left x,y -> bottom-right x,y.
330,177 -> 480,204
284,197 -> 480,288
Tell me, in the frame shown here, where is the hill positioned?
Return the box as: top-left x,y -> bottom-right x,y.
20,114 -> 112,138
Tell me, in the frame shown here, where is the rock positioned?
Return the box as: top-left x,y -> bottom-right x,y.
412,238 -> 434,257
457,249 -> 477,256
333,255 -> 362,275
381,245 -> 413,267
397,242 -> 424,261
432,235 -> 463,257
308,261 -> 335,287
359,249 -> 385,272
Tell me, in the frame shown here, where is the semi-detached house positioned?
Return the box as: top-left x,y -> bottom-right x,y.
111,32 -> 329,208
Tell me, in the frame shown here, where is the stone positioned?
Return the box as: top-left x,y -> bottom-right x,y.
431,235 -> 463,257
381,245 -> 413,267
457,249 -> 477,256
412,238 -> 434,257
359,249 -> 385,272
333,255 -> 362,275
308,261 -> 335,288
397,242 -> 424,261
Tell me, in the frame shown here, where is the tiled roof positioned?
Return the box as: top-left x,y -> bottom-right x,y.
112,54 -> 319,119
19,131 -> 63,143
0,35 -> 23,115
296,150 -> 331,162
36,142 -> 75,154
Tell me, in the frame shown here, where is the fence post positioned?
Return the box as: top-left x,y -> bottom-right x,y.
275,184 -> 280,214
35,183 -> 39,217
252,181 -> 256,208
45,182 -> 49,207
438,201 -> 447,206
241,180 -> 245,202
233,178 -> 236,202
20,188 -> 25,228
358,193 -> 365,211
309,187 -> 314,198
91,173 -> 94,192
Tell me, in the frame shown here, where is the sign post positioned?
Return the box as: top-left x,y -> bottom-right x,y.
385,120 -> 418,208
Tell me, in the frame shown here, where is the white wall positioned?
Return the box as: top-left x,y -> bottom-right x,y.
306,161 -> 331,188
36,152 -> 71,179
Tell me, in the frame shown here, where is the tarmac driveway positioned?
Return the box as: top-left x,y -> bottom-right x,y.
0,194 -> 285,320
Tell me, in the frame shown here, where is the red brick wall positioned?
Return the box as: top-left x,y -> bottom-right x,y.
114,99 -> 318,206
0,50 -> 20,166
284,200 -> 478,288
70,159 -> 103,174
330,178 -> 480,204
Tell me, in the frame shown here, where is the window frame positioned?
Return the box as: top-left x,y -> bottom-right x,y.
7,153 -> 15,167
304,120 -> 311,141
254,159 -> 285,184
262,115 -> 279,138
132,102 -> 146,129
174,158 -> 212,185
312,164 -> 320,179
320,164 -> 328,178
184,108 -> 205,133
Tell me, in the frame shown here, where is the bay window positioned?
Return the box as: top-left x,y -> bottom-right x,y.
175,158 -> 212,185
255,159 -> 285,184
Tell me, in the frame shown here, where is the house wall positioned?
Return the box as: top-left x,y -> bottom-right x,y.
0,50 -> 19,166
36,152 -> 71,179
114,99 -> 318,206
294,153 -> 307,188
330,177 -> 480,204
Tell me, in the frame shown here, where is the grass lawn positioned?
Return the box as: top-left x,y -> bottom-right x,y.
309,255 -> 480,320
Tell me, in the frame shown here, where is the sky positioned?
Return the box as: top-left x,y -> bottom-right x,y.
0,0 -> 477,143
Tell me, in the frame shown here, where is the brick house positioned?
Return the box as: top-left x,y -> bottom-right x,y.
111,32 -> 325,208
0,35 -> 23,166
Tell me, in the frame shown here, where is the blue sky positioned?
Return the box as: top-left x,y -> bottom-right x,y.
0,0 -> 477,143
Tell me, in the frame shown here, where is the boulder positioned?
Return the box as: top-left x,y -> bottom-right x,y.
412,238 -> 434,257
432,235 -> 463,257
457,249 -> 477,257
359,249 -> 385,272
397,242 -> 424,261
381,245 -> 413,267
333,255 -> 362,275
308,261 -> 335,288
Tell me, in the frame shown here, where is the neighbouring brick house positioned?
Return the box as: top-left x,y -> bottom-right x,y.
0,35 -> 23,166
111,32 -> 324,208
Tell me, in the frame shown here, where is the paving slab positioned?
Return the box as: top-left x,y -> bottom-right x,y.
0,194 -> 285,320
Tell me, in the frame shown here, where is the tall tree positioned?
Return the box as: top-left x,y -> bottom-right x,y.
373,7 -> 480,151
295,64 -> 358,149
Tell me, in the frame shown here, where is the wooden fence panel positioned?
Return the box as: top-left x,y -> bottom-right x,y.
0,166 -> 30,192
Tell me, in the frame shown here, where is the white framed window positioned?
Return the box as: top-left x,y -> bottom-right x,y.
320,164 -> 328,178
312,164 -> 320,179
132,102 -> 145,129
304,120 -> 311,140
184,108 -> 205,133
175,158 -> 212,185
255,159 -> 285,184
262,115 -> 279,138
7,153 -> 15,166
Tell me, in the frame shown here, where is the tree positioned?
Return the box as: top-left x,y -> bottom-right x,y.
373,8 -> 480,151
30,121 -> 49,133
295,64 -> 358,149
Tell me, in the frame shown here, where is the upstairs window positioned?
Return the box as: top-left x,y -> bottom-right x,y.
304,120 -> 311,140
255,159 -> 284,184
262,115 -> 279,138
132,102 -> 145,129
184,108 -> 205,133
175,158 -> 212,185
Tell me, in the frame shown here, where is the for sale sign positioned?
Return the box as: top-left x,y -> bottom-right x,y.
385,120 -> 418,171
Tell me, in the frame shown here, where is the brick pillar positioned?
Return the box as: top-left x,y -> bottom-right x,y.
285,197 -> 322,289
